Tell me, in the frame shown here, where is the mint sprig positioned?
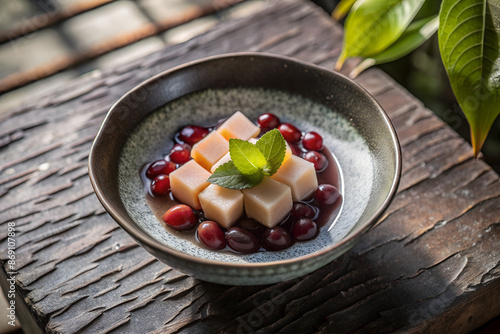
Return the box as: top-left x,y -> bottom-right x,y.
229,139 -> 267,175
256,129 -> 286,176
208,129 -> 286,189
207,161 -> 264,189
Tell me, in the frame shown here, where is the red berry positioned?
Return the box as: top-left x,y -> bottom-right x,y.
292,202 -> 317,219
262,227 -> 292,251
169,144 -> 191,164
146,160 -> 176,179
178,125 -> 209,146
151,175 -> 170,196
278,123 -> 302,143
277,213 -> 295,232
292,218 -> 318,241
258,113 -> 280,129
315,184 -> 340,207
302,132 -> 323,151
289,143 -> 302,156
198,221 -> 226,250
226,227 -> 260,254
303,151 -> 328,171
235,218 -> 267,237
162,204 -> 197,231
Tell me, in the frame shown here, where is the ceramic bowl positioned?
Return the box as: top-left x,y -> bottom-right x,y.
89,53 -> 401,285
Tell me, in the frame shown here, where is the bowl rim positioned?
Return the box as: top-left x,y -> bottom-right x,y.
88,52 -> 402,268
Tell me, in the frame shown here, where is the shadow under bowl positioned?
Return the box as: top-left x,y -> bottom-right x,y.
89,53 -> 401,285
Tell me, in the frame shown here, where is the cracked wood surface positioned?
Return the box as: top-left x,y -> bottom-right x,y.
0,1 -> 499,333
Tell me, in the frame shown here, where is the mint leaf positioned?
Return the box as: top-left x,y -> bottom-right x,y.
207,128 -> 286,189
229,139 -> 267,175
255,129 -> 286,176
207,161 -> 263,189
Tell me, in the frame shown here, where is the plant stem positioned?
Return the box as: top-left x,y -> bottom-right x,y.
349,58 -> 376,78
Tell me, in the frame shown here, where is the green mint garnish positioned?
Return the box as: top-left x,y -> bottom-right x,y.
208,129 -> 286,190
229,139 -> 267,175
255,129 -> 286,176
207,161 -> 263,189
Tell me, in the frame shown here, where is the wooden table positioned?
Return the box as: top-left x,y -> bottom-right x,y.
1,1 -> 499,333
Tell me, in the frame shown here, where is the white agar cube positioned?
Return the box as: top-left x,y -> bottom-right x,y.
199,184 -> 244,229
242,177 -> 292,228
271,155 -> 317,201
191,131 -> 229,171
169,160 -> 211,210
217,111 -> 260,140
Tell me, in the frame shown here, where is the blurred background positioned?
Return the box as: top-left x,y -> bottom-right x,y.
313,0 -> 500,173
0,0 -> 498,172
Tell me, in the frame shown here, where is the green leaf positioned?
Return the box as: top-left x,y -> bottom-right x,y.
332,0 -> 358,21
229,139 -> 267,175
336,0 -> 426,70
350,16 -> 439,77
439,0 -> 500,157
207,161 -> 263,189
255,129 -> 286,176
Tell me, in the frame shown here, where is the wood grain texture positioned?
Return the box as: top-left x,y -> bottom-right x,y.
0,1 -> 499,333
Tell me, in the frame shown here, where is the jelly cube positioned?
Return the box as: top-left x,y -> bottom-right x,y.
191,131 -> 229,171
169,160 -> 211,210
271,155 -> 318,201
199,184 -> 244,229
217,111 -> 260,140
210,152 -> 231,173
242,177 -> 292,228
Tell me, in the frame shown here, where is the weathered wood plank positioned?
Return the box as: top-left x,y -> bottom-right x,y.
0,1 -> 498,333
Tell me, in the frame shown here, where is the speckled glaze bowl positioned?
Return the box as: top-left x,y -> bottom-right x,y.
89,53 -> 401,285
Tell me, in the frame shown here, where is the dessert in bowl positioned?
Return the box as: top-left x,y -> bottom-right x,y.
141,111 -> 342,254
88,53 -> 401,285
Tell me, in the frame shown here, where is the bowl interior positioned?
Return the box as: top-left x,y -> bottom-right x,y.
91,54 -> 399,267
119,87 -> 374,263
